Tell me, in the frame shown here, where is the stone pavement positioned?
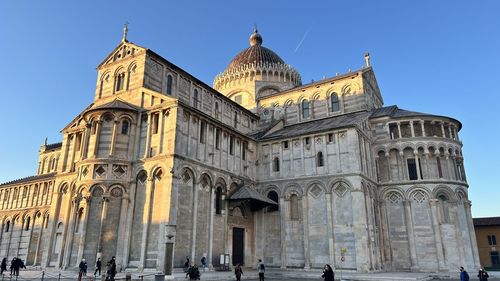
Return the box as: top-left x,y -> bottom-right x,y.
3,268 -> 500,281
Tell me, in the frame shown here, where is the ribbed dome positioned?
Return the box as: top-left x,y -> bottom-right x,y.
226,29 -> 286,72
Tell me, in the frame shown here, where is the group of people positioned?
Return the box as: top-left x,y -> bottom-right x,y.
460,266 -> 490,281
78,256 -> 116,280
0,257 -> 26,276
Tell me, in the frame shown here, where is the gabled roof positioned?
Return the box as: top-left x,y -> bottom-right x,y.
473,217 -> 500,227
0,173 -> 56,187
259,110 -> 369,141
87,98 -> 140,113
98,40 -> 147,68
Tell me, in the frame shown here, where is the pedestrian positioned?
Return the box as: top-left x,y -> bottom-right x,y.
12,258 -> 20,276
321,264 -> 335,281
478,267 -> 489,281
9,257 -> 16,276
460,266 -> 470,281
234,263 -> 243,281
106,256 -> 117,281
184,256 -> 190,273
187,263 -> 200,280
94,258 -> 102,276
201,256 -> 207,272
257,259 -> 265,281
0,258 -> 6,275
79,258 -> 88,276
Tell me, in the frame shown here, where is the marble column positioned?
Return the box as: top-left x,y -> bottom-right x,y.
414,151 -> 422,180
429,199 -> 446,270
122,182 -> 137,267
301,196 -> 310,269
97,196 -> 109,259
92,121 -> 102,158
76,197 -> 91,265
403,200 -> 418,270
62,198 -> 79,268
143,113 -> 152,158
279,197 -> 287,269
208,187 -> 215,268
325,193 -> 336,269
33,215 -> 45,266
115,193 -> 130,270
420,121 -> 426,137
190,180 -> 199,262
410,121 -> 415,137
464,201 -> 481,267
140,178 -> 154,269
397,122 -> 402,139
109,119 -> 119,156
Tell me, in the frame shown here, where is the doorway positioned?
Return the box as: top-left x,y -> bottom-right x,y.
232,227 -> 244,266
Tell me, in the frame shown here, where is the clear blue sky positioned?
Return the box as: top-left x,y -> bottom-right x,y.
0,1 -> 499,217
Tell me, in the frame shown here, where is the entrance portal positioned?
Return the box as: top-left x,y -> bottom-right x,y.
232,227 -> 244,266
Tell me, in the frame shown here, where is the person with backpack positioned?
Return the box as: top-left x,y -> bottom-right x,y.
257,259 -> 265,281
460,266 -> 470,281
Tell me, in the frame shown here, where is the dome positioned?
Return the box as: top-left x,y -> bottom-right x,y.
225,29 -> 286,72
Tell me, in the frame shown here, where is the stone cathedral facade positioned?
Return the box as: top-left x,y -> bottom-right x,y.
0,28 -> 479,273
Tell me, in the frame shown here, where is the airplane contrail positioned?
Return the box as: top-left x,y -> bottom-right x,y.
294,20 -> 316,53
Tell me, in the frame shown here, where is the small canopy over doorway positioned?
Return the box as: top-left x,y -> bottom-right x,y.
226,185 -> 278,211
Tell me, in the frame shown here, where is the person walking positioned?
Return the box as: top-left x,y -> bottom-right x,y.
234,263 -> 243,281
0,258 -> 7,275
200,256 -> 207,272
94,258 -> 102,276
9,257 -> 16,276
106,256 -> 117,281
257,259 -> 265,281
321,264 -> 335,281
79,258 -> 88,276
478,267 -> 489,281
460,266 -> 470,281
184,256 -> 190,273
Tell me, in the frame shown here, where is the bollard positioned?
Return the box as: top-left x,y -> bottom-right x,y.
41,271 -> 45,281
125,273 -> 131,281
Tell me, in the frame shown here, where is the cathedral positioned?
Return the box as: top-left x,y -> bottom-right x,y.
0,26 -> 479,274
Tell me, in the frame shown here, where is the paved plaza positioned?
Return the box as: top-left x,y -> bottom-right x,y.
1,269 -> 499,281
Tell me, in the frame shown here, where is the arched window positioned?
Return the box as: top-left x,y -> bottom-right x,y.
166,75 -> 173,95
215,187 -> 223,215
121,120 -> 130,135
330,93 -> 340,112
115,72 -> 125,92
193,89 -> 199,107
214,102 -> 220,119
273,157 -> 280,172
438,194 -> 449,223
5,221 -> 10,232
317,152 -> 324,167
25,217 -> 31,231
290,195 -> 299,220
301,100 -> 310,119
267,191 -> 279,212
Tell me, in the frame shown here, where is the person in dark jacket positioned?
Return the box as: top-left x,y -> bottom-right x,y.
94,258 -> 102,276
9,257 -> 16,276
79,258 -> 88,276
0,258 -> 7,275
321,264 -> 335,281
106,256 -> 117,281
478,268 -> 489,281
460,266 -> 470,281
234,264 -> 243,281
